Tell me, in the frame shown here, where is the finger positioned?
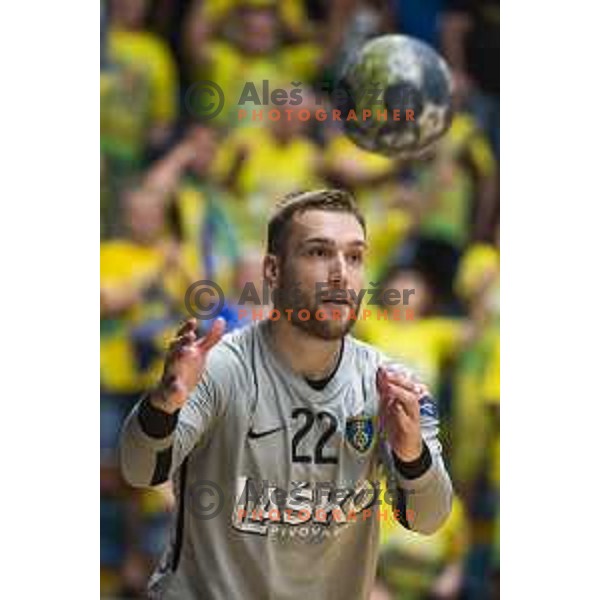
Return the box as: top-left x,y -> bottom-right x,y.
170,333 -> 196,356
383,369 -> 420,393
385,400 -> 411,428
385,382 -> 420,420
377,378 -> 390,420
377,373 -> 392,433
169,331 -> 196,348
382,402 -> 412,439
377,372 -> 408,409
196,318 -> 226,352
377,372 -> 397,415
386,382 -> 419,409
392,402 -> 413,429
166,335 -> 195,360
175,318 -> 197,338
376,367 -> 388,395
376,367 -> 399,395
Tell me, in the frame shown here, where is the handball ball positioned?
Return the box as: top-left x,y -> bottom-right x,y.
334,35 -> 454,158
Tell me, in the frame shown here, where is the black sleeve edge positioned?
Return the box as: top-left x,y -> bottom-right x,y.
393,441 -> 432,480
138,396 -> 180,439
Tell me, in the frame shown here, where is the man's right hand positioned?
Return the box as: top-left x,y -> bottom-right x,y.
149,318 -> 226,414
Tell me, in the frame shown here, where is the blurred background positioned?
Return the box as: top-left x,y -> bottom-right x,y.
100,0 -> 499,598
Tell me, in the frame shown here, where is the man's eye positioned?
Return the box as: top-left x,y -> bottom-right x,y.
347,253 -> 363,265
309,248 -> 327,258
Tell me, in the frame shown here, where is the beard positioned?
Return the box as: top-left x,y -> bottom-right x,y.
273,265 -> 360,341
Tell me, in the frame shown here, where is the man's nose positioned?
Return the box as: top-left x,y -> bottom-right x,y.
328,252 -> 348,289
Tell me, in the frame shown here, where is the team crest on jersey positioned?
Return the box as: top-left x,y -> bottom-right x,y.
345,414 -> 376,454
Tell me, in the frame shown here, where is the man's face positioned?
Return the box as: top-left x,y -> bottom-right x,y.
125,189 -> 164,245
386,270 -> 430,317
270,100 -> 311,141
239,9 -> 278,54
270,209 -> 367,340
111,0 -> 147,29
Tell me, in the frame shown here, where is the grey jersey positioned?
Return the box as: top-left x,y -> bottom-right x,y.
119,320 -> 453,600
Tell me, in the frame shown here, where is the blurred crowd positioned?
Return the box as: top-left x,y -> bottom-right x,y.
100,0 -> 499,598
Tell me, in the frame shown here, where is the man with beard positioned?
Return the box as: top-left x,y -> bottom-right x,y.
119,189 -> 453,600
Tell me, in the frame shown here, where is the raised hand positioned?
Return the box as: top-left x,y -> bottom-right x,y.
377,366 -> 428,462
149,318 -> 226,414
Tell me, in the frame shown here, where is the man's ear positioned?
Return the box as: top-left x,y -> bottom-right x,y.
263,254 -> 280,288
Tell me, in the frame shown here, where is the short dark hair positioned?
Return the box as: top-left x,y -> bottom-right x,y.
266,189 -> 366,257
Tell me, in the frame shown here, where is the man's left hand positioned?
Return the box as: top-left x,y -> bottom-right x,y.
377,366 -> 427,462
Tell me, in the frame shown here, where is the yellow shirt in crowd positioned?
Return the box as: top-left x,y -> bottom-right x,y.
101,29 -> 177,161
322,133 -> 413,278
417,113 -> 496,248
451,244 -> 500,489
358,317 -> 464,396
100,240 -> 198,393
201,40 -> 320,128
201,0 -> 310,37
214,126 -> 322,245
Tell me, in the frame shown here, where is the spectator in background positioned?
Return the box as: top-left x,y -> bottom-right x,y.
100,184 -> 198,596
393,108 -> 498,305
449,242 -> 499,600
101,0 -> 179,236
213,94 -> 323,245
100,184 -> 198,406
201,246 -> 271,332
320,122 -> 412,279
100,184 -> 199,471
145,123 -> 240,292
356,263 -> 470,399
450,242 -> 499,497
196,0 -> 313,41
441,0 -> 500,156
182,1 -> 321,127
331,0 -> 394,78
322,124 -> 400,220
105,0 -> 179,153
